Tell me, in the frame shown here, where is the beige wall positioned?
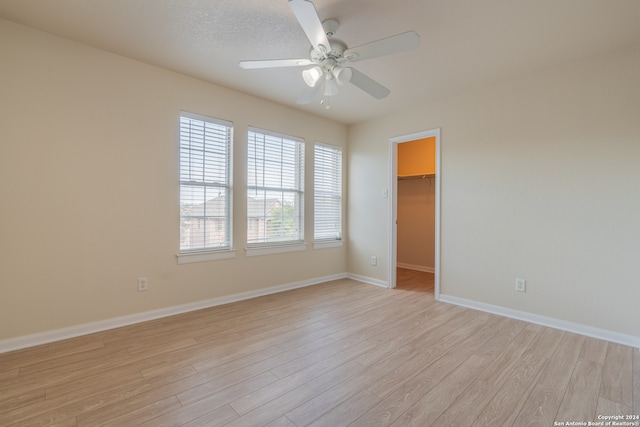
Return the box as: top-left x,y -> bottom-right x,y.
397,179 -> 435,271
0,20 -> 347,341
348,48 -> 640,338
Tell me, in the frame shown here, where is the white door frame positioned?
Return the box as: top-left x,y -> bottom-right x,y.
388,128 -> 441,299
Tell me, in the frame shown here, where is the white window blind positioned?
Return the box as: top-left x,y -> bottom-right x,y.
314,143 -> 342,241
247,128 -> 304,245
179,113 -> 233,252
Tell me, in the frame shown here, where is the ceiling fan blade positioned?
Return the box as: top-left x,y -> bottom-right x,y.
297,83 -> 321,104
239,59 -> 312,69
349,68 -> 390,99
289,0 -> 331,53
343,31 -> 420,62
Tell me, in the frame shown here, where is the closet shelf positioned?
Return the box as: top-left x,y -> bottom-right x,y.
398,173 -> 435,180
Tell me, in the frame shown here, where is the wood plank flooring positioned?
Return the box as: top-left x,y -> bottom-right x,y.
0,268 -> 637,426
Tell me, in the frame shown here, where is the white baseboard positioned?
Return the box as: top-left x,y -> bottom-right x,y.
396,263 -> 434,273
346,273 -> 389,288
439,294 -> 640,349
0,273 -> 348,354
10,275 -> 633,354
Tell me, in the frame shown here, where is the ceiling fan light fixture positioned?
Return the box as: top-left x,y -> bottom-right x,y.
332,66 -> 353,85
302,66 -> 323,87
323,75 -> 339,96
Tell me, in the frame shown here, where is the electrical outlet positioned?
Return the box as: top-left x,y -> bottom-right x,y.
371,256 -> 377,266
138,277 -> 149,292
515,278 -> 526,292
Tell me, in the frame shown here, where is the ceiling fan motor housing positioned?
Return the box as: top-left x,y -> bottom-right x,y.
310,37 -> 347,63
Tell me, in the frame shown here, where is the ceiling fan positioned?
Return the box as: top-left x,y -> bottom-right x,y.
239,0 -> 420,105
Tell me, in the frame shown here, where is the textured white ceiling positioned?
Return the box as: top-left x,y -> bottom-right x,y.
2,0 -> 640,124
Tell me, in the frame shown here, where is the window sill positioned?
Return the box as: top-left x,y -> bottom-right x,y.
245,243 -> 307,257
313,240 -> 344,250
177,250 -> 236,264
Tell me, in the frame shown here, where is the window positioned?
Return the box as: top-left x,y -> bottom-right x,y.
247,128 -> 304,247
179,113 -> 232,253
314,143 -> 343,243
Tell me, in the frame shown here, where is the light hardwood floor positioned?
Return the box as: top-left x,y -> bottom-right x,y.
1,269 -> 637,426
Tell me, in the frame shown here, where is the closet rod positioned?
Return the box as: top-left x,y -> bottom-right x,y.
398,174 -> 435,180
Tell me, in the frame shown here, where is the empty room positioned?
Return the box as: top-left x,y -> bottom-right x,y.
1,0 -> 639,426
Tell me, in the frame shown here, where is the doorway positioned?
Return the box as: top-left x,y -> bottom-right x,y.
388,129 -> 441,299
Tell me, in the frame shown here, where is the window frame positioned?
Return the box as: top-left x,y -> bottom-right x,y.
177,112 -> 235,264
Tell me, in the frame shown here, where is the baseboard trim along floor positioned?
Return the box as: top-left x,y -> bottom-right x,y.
0,273 -> 348,354
2,274 -> 637,353
439,294 -> 640,349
